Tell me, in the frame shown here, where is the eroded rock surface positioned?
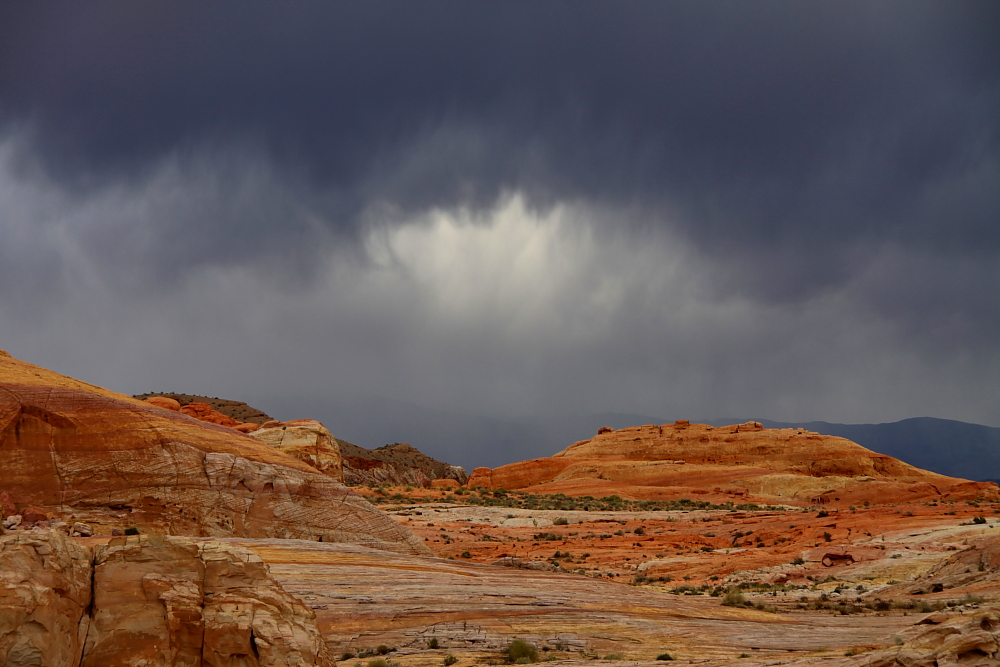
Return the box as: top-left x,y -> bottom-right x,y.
85,534 -> 334,667
250,419 -> 345,483
0,529 -> 93,667
0,352 -> 429,555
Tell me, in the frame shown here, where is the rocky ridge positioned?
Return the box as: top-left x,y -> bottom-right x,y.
340,441 -> 468,487
136,391 -> 468,488
0,352 -> 428,555
468,421 -> 998,506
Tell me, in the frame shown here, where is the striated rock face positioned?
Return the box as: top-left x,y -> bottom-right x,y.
0,529 -> 333,666
0,353 -> 430,555
0,529 -> 93,667
468,421 -> 998,506
84,534 -> 333,667
250,419 -> 344,483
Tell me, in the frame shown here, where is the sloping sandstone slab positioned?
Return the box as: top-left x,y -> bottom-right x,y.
0,353 -> 428,555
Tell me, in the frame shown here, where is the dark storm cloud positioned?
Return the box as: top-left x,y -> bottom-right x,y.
3,3 -> 997,266
0,1 -> 998,450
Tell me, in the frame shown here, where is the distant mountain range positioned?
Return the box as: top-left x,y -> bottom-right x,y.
258,394 -> 1000,482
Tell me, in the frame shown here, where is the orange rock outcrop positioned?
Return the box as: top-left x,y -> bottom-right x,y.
0,353 -> 429,555
468,421 -> 998,506
249,419 -> 344,483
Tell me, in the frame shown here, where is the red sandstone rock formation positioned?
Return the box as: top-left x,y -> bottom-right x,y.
179,401 -> 241,427
143,395 -> 181,411
467,421 -> 998,506
0,352 -> 429,555
84,534 -> 333,666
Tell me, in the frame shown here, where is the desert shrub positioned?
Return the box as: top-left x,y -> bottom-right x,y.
722,589 -> 747,607
603,653 -> 624,660
376,645 -> 393,655
656,653 -> 674,660
816,510 -> 829,518
791,557 -> 805,565
633,526 -> 646,536
368,660 -> 389,667
823,532 -> 833,542
460,551 -> 472,558
426,637 -> 440,649
973,516 -> 987,524
342,652 -> 357,660
505,639 -> 538,664
124,527 -> 140,535
553,516 -> 569,526
443,656 -> 458,666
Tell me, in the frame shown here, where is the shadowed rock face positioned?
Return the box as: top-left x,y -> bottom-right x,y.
0,353 -> 430,555
468,421 -> 998,506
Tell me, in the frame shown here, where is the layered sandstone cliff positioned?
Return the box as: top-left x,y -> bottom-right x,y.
468,421 -> 997,506
0,352 -> 429,555
0,529 -> 333,667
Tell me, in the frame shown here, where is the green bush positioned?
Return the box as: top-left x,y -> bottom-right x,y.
505,638 -> 538,664
656,653 -> 674,660
367,660 -> 389,667
553,516 -> 569,526
722,589 -> 747,607
376,645 -> 392,655
443,655 -> 458,666
426,637 -> 440,649
460,551 -> 472,558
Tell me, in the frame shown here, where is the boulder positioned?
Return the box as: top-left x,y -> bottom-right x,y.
250,419 -> 344,483
20,506 -> 48,524
70,522 -> 93,537
143,396 -> 181,411
0,529 -> 93,667
233,422 -> 260,433
180,402 -> 240,427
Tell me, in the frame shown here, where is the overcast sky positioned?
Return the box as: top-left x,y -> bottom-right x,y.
1,2 -> 998,462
